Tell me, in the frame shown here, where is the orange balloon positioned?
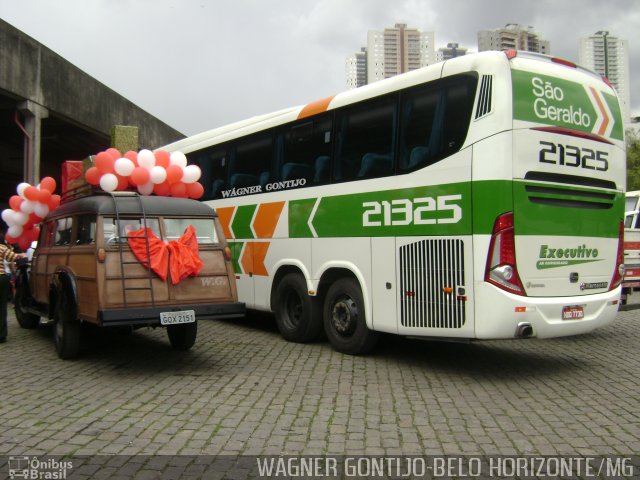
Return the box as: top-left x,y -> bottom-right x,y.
38,189 -> 52,204
85,166 -> 101,185
95,152 -> 115,174
153,181 -> 171,196
124,150 -> 139,166
130,167 -> 150,186
49,195 -> 61,210
40,177 -> 56,193
24,186 -> 40,201
115,174 -> 129,191
154,149 -> 171,168
105,148 -> 122,160
186,182 -> 204,199
170,182 -> 187,198
166,165 -> 183,184
9,195 -> 22,211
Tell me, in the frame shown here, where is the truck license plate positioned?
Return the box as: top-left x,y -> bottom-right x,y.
160,310 -> 195,325
562,306 -> 584,320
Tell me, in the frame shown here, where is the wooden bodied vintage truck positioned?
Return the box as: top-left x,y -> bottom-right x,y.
14,191 -> 245,359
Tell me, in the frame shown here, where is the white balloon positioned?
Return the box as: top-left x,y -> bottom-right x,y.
169,151 -> 187,168
13,211 -> 28,226
34,203 -> 49,218
137,182 -> 154,196
99,173 -> 118,192
20,200 -> 36,214
182,165 -> 201,184
114,157 -> 135,176
138,149 -> 156,169
149,166 -> 167,184
17,183 -> 31,199
1,209 -> 15,225
8,224 -> 23,238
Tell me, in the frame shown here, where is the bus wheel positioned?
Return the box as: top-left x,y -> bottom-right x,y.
53,289 -> 81,360
167,321 -> 198,351
323,278 -> 379,355
273,273 -> 322,343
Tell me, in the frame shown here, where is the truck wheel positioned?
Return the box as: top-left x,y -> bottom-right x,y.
167,322 -> 197,351
53,289 -> 81,360
273,273 -> 322,342
14,276 -> 40,329
323,277 -> 379,355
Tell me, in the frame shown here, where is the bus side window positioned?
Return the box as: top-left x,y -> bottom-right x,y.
282,115 -> 333,186
190,147 -> 228,200
230,134 -> 273,191
399,75 -> 477,172
335,96 -> 396,182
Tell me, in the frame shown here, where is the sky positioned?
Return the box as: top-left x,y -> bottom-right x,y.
1,0 -> 639,137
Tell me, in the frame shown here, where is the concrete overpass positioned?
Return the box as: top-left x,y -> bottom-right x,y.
0,18 -> 185,208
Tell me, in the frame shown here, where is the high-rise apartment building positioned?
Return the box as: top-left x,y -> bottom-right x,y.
346,23 -> 435,89
579,31 -> 631,122
478,24 -> 550,54
345,47 -> 368,89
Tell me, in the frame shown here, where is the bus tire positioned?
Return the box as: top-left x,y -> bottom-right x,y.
273,273 -> 323,343
167,321 -> 198,351
323,277 -> 378,355
53,288 -> 81,360
14,275 -> 40,329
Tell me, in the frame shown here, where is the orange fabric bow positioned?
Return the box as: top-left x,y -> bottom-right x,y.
127,225 -> 203,285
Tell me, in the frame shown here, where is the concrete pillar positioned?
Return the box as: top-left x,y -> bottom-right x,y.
18,100 -> 49,184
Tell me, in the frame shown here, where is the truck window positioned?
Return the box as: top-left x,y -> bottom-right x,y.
164,218 -> 218,244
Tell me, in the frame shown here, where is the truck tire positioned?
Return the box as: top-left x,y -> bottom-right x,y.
53,288 -> 81,360
323,277 -> 379,354
167,321 -> 197,351
14,275 -> 40,329
273,273 -> 323,343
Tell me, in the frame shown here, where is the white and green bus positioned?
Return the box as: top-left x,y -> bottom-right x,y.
165,50 -> 626,354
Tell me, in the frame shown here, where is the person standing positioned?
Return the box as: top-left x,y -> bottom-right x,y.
0,232 -> 24,343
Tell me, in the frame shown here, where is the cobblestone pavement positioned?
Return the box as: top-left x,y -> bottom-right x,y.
0,307 -> 638,461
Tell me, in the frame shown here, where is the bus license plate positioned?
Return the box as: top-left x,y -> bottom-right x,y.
562,306 -> 584,320
160,310 -> 195,325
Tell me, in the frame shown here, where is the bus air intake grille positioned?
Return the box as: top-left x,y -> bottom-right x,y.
475,75 -> 493,119
525,184 -> 615,210
399,239 -> 466,328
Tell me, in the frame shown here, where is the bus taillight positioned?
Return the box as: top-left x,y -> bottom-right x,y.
610,220 -> 625,290
485,212 -> 525,295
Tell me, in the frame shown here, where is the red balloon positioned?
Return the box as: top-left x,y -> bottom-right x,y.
29,226 -> 40,242
24,186 -> 40,201
154,149 -> 171,168
124,150 -> 139,167
166,165 -> 183,184
85,166 -> 101,185
38,189 -> 52,204
18,236 -> 31,251
186,182 -> 204,199
95,152 -> 115,174
169,182 -> 187,198
5,234 -> 16,244
105,148 -> 122,160
153,181 -> 171,196
49,195 -> 61,211
130,167 -> 150,186
28,212 -> 41,225
9,195 -> 22,211
40,177 -> 56,193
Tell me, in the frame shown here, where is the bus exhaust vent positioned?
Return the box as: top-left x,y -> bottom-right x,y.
475,75 -> 493,119
399,239 -> 466,328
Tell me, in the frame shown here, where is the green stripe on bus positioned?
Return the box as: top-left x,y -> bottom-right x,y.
232,205 -> 257,239
289,198 -> 317,238
228,241 -> 244,273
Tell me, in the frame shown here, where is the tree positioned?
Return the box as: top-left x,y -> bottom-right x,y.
627,128 -> 640,191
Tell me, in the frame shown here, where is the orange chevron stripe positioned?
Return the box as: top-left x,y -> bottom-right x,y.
590,87 -> 610,136
297,95 -> 335,120
216,206 -> 235,239
253,201 -> 285,239
240,241 -> 270,276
